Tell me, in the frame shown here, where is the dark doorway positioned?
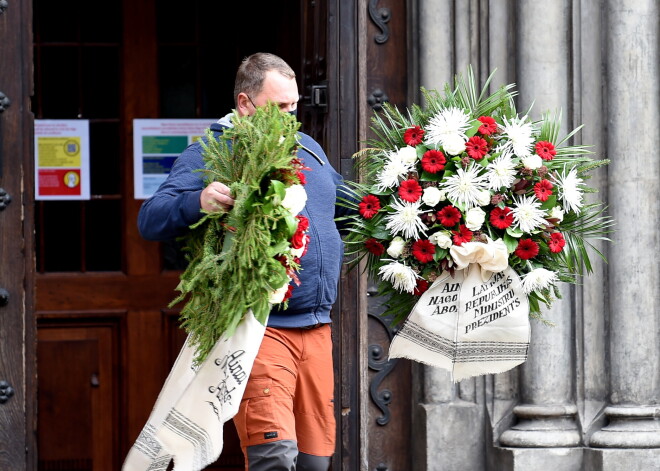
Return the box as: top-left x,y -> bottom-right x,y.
32,1 -> 328,469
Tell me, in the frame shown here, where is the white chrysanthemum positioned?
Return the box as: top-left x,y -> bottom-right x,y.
385,199 -> 427,239
440,164 -> 488,209
424,107 -> 471,149
376,153 -> 413,191
519,268 -> 558,294
510,195 -> 547,233
281,185 -> 307,216
378,261 -> 419,293
499,115 -> 535,158
553,167 -> 584,213
487,154 -> 517,190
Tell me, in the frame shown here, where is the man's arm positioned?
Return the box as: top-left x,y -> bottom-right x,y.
137,146 -> 234,241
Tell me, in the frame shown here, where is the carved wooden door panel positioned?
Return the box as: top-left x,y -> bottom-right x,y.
364,1 -> 415,470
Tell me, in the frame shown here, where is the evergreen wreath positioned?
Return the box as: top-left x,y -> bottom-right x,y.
171,104 -> 309,364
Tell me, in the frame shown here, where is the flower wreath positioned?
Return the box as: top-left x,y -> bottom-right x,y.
171,104 -> 310,364
338,68 -> 613,325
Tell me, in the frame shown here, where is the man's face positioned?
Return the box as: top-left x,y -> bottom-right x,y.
237,70 -> 299,117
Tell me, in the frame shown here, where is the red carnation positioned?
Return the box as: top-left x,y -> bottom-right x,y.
452,225 -> 473,246
465,136 -> 489,160
534,179 -> 554,202
301,234 -> 311,257
421,150 -> 447,173
514,238 -> 539,260
414,278 -> 429,296
296,170 -> 307,185
489,207 -> 514,229
398,179 -> 423,202
365,238 -> 386,256
359,195 -> 381,219
437,205 -> 462,227
403,125 -> 425,146
548,232 -> 566,253
296,214 -> 309,232
291,229 -> 306,249
283,284 -> 294,301
477,116 -> 497,135
536,141 -> 557,161
412,239 -> 436,263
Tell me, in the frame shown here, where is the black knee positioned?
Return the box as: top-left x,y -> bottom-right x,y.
296,452 -> 331,471
246,440 -> 298,471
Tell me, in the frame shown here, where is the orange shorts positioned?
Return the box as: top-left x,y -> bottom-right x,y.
233,325 -> 336,457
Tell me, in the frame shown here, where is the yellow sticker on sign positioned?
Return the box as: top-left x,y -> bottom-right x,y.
37,137 -> 82,167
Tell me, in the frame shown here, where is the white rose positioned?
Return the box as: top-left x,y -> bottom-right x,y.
281,184 -> 307,216
429,231 -> 452,249
387,237 -> 406,258
464,207 -> 486,231
521,154 -> 543,170
269,282 -> 291,304
442,135 -> 466,156
397,145 -> 418,164
549,206 -> 565,222
422,187 -> 443,207
477,189 -> 491,206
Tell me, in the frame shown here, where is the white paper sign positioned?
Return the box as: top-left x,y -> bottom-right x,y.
34,120 -> 90,200
133,119 -> 212,199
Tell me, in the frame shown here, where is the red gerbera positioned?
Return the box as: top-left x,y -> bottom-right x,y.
421,149 -> 447,173
403,125 -> 425,146
437,205 -> 461,227
398,179 -> 423,202
359,194 -> 381,218
465,136 -> 489,160
296,170 -> 307,185
548,232 -> 566,253
414,278 -> 429,296
412,239 -> 435,263
514,238 -> 539,260
535,141 -> 557,161
489,207 -> 514,229
477,116 -> 497,135
452,225 -> 473,246
365,238 -> 386,256
534,179 -> 554,202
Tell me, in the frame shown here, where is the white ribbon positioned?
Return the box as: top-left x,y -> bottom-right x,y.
449,237 -> 509,282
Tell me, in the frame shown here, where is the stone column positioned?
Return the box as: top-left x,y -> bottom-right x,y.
499,0 -> 582,458
589,0 -> 660,451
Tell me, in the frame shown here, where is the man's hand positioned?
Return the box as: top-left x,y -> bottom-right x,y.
200,182 -> 235,213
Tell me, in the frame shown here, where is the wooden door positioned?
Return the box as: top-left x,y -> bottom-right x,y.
0,0 -> 37,470
32,1 -> 338,470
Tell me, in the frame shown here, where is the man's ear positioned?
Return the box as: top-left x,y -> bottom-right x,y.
236,92 -> 251,117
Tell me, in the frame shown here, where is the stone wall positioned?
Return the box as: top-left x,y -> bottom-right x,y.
414,1 -> 659,469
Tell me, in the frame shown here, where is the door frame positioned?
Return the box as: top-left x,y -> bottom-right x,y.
0,0 -> 37,469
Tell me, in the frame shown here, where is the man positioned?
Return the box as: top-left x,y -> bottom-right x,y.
138,53 -> 346,471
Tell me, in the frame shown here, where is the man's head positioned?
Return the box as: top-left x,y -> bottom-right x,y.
234,53 -> 299,117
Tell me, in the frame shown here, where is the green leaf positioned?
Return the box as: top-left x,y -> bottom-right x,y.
506,227 -> 524,238
503,232 -> 519,253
